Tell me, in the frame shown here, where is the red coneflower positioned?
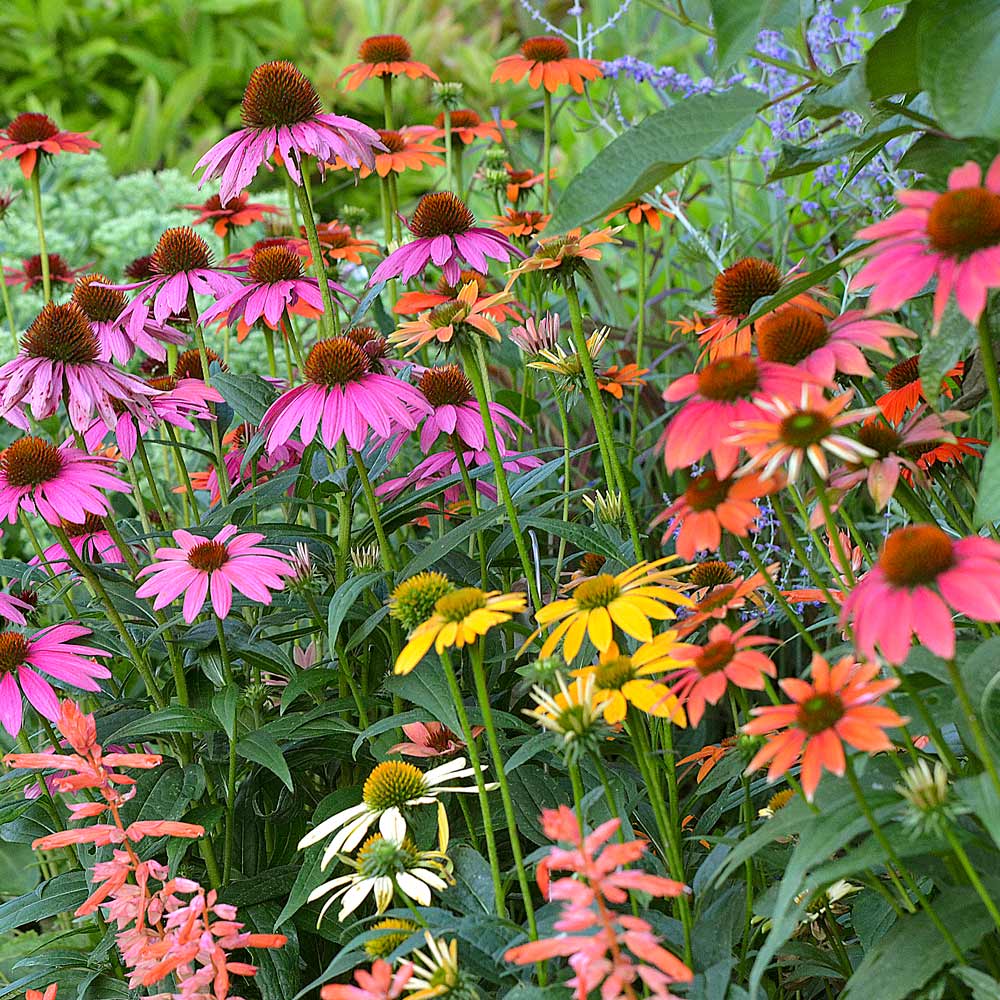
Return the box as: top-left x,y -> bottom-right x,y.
180,191 -> 281,237
297,222 -> 380,268
0,113 -> 99,178
5,253 -> 87,292
431,109 -> 516,145
338,35 -> 439,91
492,36 -> 603,93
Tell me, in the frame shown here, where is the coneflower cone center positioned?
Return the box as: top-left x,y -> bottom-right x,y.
885,354 -> 921,390
697,356 -> 760,401
366,919 -> 418,959
187,540 -> 231,572
6,113 -> 58,144
521,36 -> 571,62
25,254 -> 72,282
712,258 -> 783,317
378,130 -> 406,153
595,655 -> 635,690
2,437 -> 64,487
410,193 -> 475,239
857,421 -> 903,457
174,348 -> 224,381
0,632 -> 28,674
690,560 -> 736,588
684,472 -> 732,512
390,572 -> 454,630
248,245 -> 302,284
880,525 -> 955,587
363,761 -> 428,811
357,833 -> 418,877
578,553 -> 607,577
420,365 -> 473,406
305,338 -> 371,386
23,303 -> 99,364
359,34 -> 412,64
573,574 -> 622,610
65,513 -> 107,537
428,301 -> 464,328
441,109 -> 481,129
779,410 -> 832,448
73,274 -> 127,323
927,187 -> 1000,257
798,693 -> 844,735
435,587 -> 487,622
756,306 -> 829,364
152,227 -> 212,275
241,61 -> 322,128
695,639 -> 735,675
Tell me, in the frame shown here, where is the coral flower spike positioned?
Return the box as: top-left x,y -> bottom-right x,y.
854,156 -> 1000,324
492,36 -> 603,93
0,112 -> 99,178
339,35 -> 439,90
744,653 -> 906,801
194,60 -> 385,203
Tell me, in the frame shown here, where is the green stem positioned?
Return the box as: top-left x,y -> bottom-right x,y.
135,436 -> 169,529
542,90 -> 553,215
947,658 -> 1000,799
549,377 -> 573,600
382,75 -> 394,131
0,250 -> 19,350
333,441 -> 352,586
29,171 -> 51,304
452,441 -> 489,588
977,312 -> 1000,438
216,615 -> 239,884
351,448 -> 397,573
296,166 -> 338,337
627,224 -> 646,467
944,826 -> 1000,931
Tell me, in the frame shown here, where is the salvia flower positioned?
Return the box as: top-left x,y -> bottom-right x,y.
135,524 -> 294,622
842,525 -> 1000,662
370,192 -> 521,287
339,35 -> 439,90
744,654 -> 905,801
322,959 -> 414,1000
492,36 -> 603,93
854,157 -> 1000,324
0,112 -> 99,177
181,190 -> 281,236
5,253 -> 88,292
195,61 -> 384,202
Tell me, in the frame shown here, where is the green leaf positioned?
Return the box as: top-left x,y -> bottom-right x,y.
769,116 -> 912,180
236,730 -> 293,791
327,572 -> 380,649
385,657 -> 462,735
864,0 -> 923,98
242,902 -> 300,1000
710,0 -> 800,71
211,370 -> 278,426
108,706 -> 222,741
0,872 -> 89,934
547,88 -> 763,234
898,134 -> 1000,188
919,298 -> 976,409
918,0 -> 1000,139
212,683 -> 240,741
0,843 -> 38,897
976,441 -> 1000,527
443,844 -> 496,915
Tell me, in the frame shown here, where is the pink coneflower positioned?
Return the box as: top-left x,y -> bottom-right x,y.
199,243 -> 355,330
111,227 -> 242,335
71,274 -> 185,365
369,192 -> 521,286
0,623 -> 111,736
33,513 -> 128,576
842,525 -> 1000,662
135,524 -> 294,623
509,312 -> 560,355
854,157 -> 1000,324
193,422 -> 303,505
388,721 -> 482,758
259,337 -> 430,453
0,302 -> 159,433
755,305 -> 915,381
180,191 -> 281,237
0,113 -> 99,178
661,356 -> 816,477
339,34 -> 439,90
0,590 -> 33,626
664,622 -> 777,726
5,253 -> 88,292
194,61 -> 384,203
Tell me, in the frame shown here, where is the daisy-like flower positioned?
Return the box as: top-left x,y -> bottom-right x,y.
0,302 -> 159,433
258,336 -> 430,453
0,437 -> 129,525
299,758 -> 490,863
395,587 -> 526,674
525,672 -> 609,758
370,192 -> 521,287
71,274 -> 185,365
510,312 -> 560,355
755,304 -> 915,381
492,36 -> 603,93
181,191 -> 281,237
5,253 -> 88,293
195,60 -> 384,203
597,362 -> 648,399
604,198 -> 671,230
744,654 -> 905,800
339,35 -> 439,91
572,635 -> 687,725
492,208 -> 551,239
388,572 -> 454,631
662,355 -> 817,477
533,559 -> 693,663
842,525 -> 1000,662
664,622 -> 777,727
505,226 -> 621,286
364,918 -> 420,961
33,513 -> 129,576
393,271 -> 518,324
910,434 -> 985,474
730,389 -> 877,483
877,354 -> 963,423
677,563 -> 775,636
331,127 -> 444,178
529,325 -> 612,396
297,222 -> 380,268
388,721 -> 480,758
112,227 -> 243,336
0,623 -> 111,736
199,242 -> 354,330
698,257 -> 830,361
392,282 -> 515,356
135,524 -> 294,623
0,113 -> 99,178
405,934 -> 465,999
504,163 -> 551,204
431,109 -> 516,145
322,959 -> 414,1000
308,822 -> 452,923
653,470 -> 780,560
854,157 -> 1000,324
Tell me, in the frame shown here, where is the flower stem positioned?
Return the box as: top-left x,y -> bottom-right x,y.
977,312 -> 1000,438
351,447 -> 397,573
382,75 -> 394,131
542,90 -> 553,215
28,171 -> 51,304
946,658 -> 1000,799
443,109 -> 454,191
452,440 -> 489,588
215,614 -> 239,884
944,825 -> 1000,931
295,166 -> 339,337
0,250 -> 19,350
627,224 -> 646,467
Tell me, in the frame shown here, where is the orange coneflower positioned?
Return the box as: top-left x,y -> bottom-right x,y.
505,226 -> 622,286
491,209 -> 550,240
339,35 -> 439,91
597,362 -> 648,399
604,199 -> 672,231
492,36 -> 603,93
877,353 -> 964,423
296,222 -> 379,267
0,113 -> 99,178
504,163 -> 552,204
431,109 -> 516,145
393,271 -> 520,322
329,126 -> 443,178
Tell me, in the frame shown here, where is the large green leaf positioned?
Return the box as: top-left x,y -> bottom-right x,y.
0,872 -> 89,934
211,369 -> 278,426
710,0 -> 800,71
107,706 -> 222,741
237,730 -> 294,791
242,902 -> 300,1000
547,88 -> 763,234
918,298 -> 975,405
385,656 -> 462,735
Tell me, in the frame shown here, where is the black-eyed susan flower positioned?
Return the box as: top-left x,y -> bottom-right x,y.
394,587 -> 526,675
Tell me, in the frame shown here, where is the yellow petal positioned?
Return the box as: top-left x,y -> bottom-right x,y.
395,624 -> 440,675
563,612 -> 589,663
587,606 -> 613,652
